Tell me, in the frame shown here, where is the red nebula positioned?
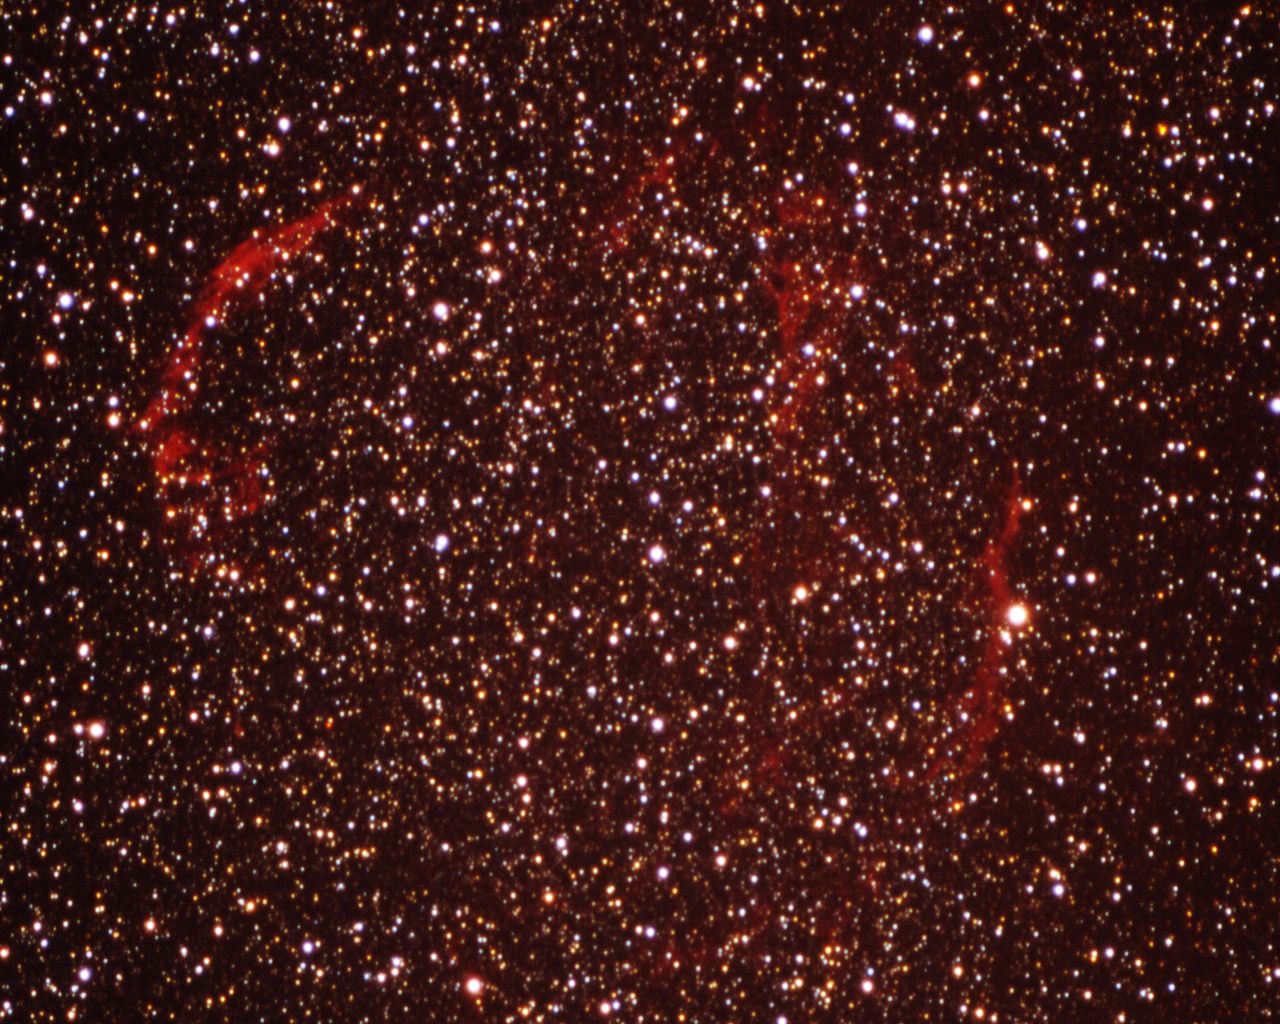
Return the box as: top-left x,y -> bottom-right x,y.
136,192 -> 354,555
930,467 -> 1026,785
139,194 -> 352,433
758,188 -> 860,443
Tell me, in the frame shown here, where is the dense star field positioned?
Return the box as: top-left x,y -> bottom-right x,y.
3,2 -> 1280,1021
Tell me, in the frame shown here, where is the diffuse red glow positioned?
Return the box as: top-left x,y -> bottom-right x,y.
602,127 -> 1023,807
758,188 -> 862,442
136,193 -> 354,549
931,467 -> 1026,784
139,194 -> 352,432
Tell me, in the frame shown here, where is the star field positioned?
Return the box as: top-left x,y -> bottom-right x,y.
3,3 -> 1280,1021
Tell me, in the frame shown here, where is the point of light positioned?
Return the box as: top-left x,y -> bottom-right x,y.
1006,602 -> 1030,628
464,976 -> 484,996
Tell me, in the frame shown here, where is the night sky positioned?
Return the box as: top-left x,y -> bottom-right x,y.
4,3 -> 1280,1021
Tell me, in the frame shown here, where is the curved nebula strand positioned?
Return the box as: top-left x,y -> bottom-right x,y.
135,191 -> 356,557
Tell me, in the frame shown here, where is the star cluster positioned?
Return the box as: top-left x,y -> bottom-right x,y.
3,3 -> 1279,1021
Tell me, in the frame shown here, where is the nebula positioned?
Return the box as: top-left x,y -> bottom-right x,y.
136,193 -> 354,557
